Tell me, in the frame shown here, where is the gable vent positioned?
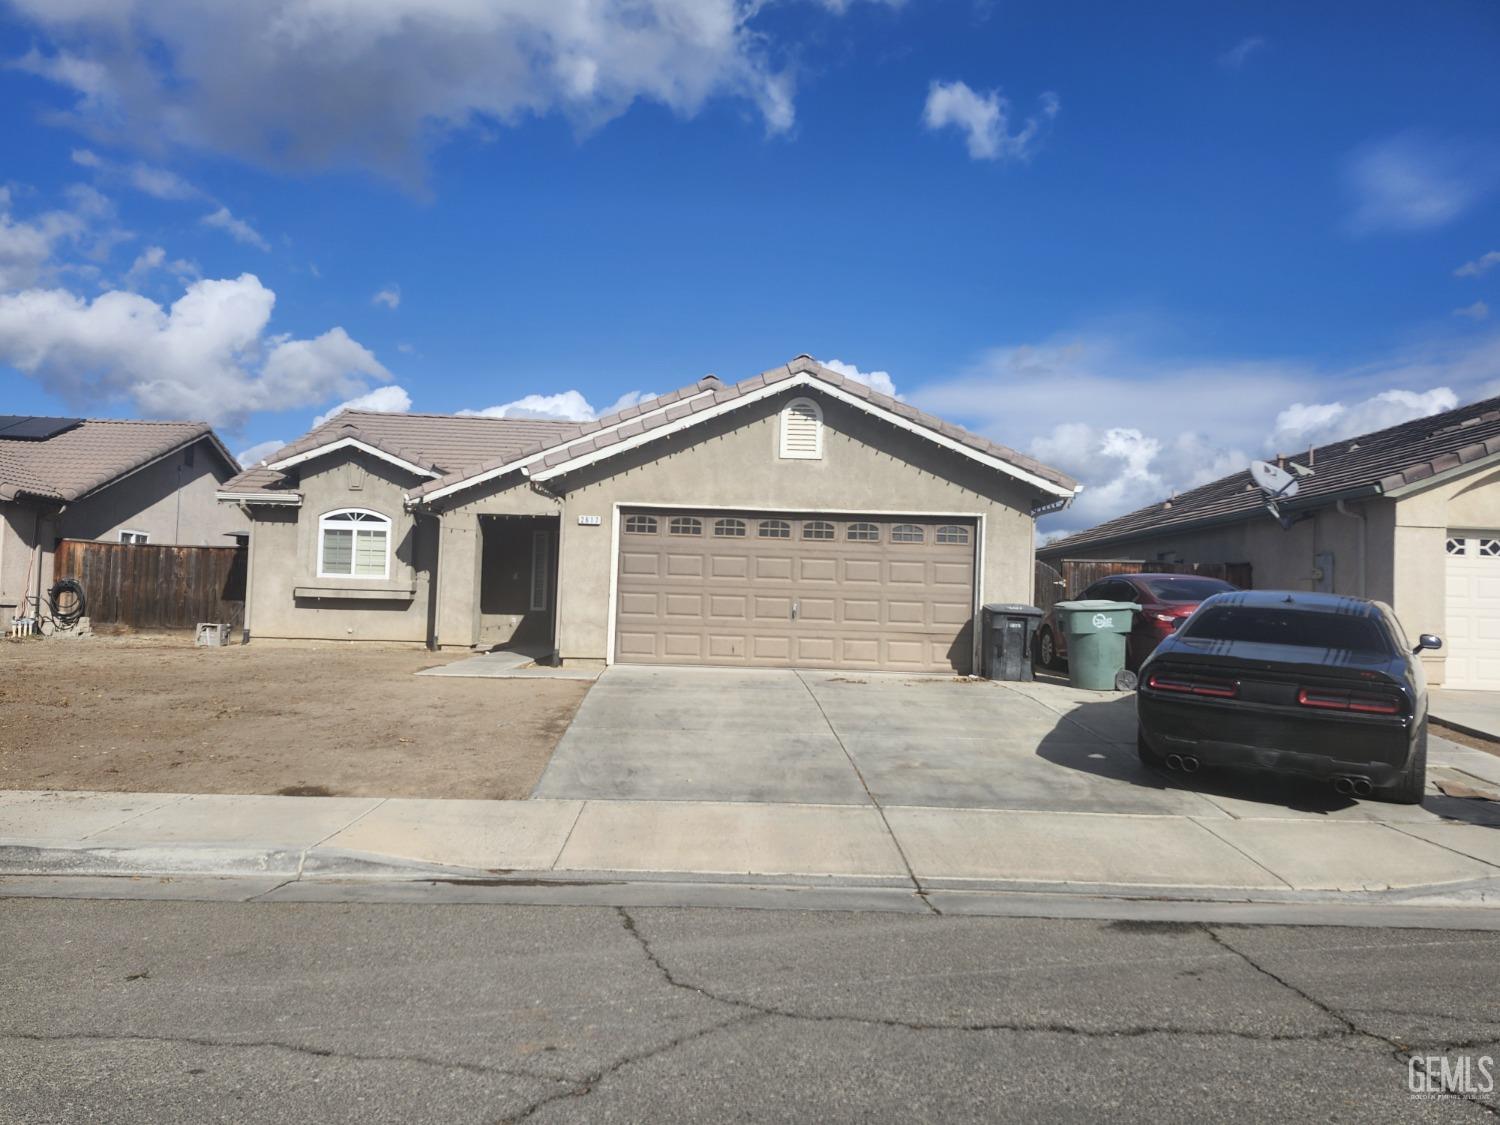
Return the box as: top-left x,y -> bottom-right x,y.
779,397 -> 823,460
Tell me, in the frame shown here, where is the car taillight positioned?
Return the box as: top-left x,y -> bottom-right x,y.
1296,688 -> 1402,715
1147,672 -> 1238,698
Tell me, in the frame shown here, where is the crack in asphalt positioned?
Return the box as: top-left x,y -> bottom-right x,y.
612,907 -> 1355,1044
1204,925 -> 1500,1117
3,1029 -> 569,1088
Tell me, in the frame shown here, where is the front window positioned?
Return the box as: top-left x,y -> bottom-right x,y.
318,509 -> 391,579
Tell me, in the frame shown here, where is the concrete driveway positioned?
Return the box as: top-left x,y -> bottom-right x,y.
533,665 -> 1500,824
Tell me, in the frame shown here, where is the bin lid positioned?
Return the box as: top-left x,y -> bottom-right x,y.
982,603 -> 1043,617
1054,599 -> 1141,612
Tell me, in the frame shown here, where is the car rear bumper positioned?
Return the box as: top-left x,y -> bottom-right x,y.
1138,695 -> 1415,782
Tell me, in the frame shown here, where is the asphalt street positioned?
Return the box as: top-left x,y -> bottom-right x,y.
4,898 -> 1499,1123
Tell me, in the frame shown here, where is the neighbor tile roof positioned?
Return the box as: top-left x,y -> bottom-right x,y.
0,419 -> 229,504
404,356 -> 1077,501
1040,392 -> 1500,556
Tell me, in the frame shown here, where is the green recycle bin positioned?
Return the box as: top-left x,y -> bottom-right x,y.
1054,599 -> 1140,691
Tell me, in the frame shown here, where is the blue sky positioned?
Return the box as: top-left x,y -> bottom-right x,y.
1,0 -> 1497,532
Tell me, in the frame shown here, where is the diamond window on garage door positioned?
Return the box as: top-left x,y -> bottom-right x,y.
1447,537 -> 1466,555
1483,539 -> 1500,558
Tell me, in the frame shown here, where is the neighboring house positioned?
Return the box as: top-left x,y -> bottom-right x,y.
219,355 -> 1078,673
1038,393 -> 1500,688
0,415 -> 246,628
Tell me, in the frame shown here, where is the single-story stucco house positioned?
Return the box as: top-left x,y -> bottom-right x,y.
1038,393 -> 1500,689
218,355 -> 1079,673
1,415 -> 246,628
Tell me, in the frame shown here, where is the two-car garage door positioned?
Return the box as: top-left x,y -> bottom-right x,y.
614,509 -> 977,673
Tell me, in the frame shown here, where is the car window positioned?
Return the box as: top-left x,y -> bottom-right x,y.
1180,606 -> 1390,654
1142,577 -> 1236,603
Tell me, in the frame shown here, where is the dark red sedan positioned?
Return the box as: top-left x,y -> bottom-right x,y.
1034,572 -> 1239,672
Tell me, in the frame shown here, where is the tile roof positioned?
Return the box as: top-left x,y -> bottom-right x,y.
219,410 -> 579,497
0,419 -> 231,504
224,356 -> 1078,505
1039,392 -> 1500,556
405,356 -> 1077,502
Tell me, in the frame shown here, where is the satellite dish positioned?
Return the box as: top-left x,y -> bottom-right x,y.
1249,459 -> 1300,500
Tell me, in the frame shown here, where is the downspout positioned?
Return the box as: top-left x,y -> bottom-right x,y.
1334,500 -> 1366,597
236,501 -> 255,643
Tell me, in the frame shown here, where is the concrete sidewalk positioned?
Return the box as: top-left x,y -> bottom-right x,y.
1430,687 -> 1500,742
5,787 -> 1500,910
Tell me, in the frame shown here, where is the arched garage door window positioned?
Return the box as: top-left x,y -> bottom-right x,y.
318,508 -> 391,579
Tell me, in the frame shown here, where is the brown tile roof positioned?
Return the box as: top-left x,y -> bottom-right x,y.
219,410 -> 578,496
1039,392 -> 1500,557
406,357 -> 1077,501
0,419 -> 232,504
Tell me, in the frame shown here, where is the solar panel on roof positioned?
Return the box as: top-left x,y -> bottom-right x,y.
0,415 -> 84,441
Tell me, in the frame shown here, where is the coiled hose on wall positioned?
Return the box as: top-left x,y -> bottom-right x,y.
47,578 -> 86,630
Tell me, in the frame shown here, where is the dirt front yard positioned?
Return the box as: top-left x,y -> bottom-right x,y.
0,637 -> 590,799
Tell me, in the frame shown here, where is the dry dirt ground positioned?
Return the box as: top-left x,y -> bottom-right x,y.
0,636 -> 590,799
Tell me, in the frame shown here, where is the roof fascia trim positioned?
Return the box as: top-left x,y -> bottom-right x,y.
267,436 -> 440,479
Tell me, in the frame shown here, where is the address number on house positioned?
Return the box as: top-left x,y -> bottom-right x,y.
577,515 -> 602,526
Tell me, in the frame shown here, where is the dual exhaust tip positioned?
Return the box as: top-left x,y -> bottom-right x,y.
1333,775 -> 1374,798
1164,753 -> 1200,773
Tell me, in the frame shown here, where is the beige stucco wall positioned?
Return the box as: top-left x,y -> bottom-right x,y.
241,450 -> 436,643
442,391 -> 1044,662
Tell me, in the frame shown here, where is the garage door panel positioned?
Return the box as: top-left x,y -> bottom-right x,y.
616,511 -> 975,673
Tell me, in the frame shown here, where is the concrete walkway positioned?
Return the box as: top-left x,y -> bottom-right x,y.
1430,686 -> 1500,741
5,785 -> 1500,909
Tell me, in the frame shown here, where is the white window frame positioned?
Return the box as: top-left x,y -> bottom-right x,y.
779,397 -> 824,460
118,530 -> 149,545
317,508 -> 392,580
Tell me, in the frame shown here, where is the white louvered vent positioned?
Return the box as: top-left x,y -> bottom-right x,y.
779,397 -> 823,460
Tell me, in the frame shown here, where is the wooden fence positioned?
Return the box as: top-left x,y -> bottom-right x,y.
1034,558 -> 1252,618
53,540 -> 246,631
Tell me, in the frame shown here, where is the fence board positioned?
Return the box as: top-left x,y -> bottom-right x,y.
1035,557 -> 1252,614
53,540 -> 245,631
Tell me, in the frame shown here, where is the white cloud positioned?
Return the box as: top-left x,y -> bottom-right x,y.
127,163 -> 200,201
312,385 -> 413,428
123,244 -> 198,288
1456,250 -> 1500,279
1218,36 -> 1266,70
0,186 -> 130,289
200,206 -> 269,251
1455,300 -> 1490,322
372,285 -> 401,310
459,387 -> 655,422
821,357 -> 899,398
922,80 -> 1058,162
0,273 -> 389,429
1345,133 -> 1497,234
235,438 -> 285,468
9,0 -> 826,181
910,329 -> 1500,532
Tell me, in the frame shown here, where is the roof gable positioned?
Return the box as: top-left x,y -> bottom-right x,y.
0,420 -> 233,504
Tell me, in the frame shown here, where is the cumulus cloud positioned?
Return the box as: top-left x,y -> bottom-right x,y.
459,388 -> 656,422
1456,250 -> 1500,279
235,438 -> 286,468
1218,36 -> 1267,69
922,80 -> 1059,161
123,244 -> 198,289
1345,133 -> 1498,234
312,385 -> 413,428
372,285 -> 401,310
1455,300 -> 1490,322
821,357 -> 900,398
910,329 -> 1500,532
9,0 -> 825,182
0,273 -> 390,429
200,206 -> 269,251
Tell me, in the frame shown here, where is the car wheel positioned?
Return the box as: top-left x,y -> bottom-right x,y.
1036,626 -> 1061,670
1378,720 -> 1427,805
1137,727 -> 1165,769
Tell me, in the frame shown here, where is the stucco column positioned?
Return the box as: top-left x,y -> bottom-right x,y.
435,512 -> 482,649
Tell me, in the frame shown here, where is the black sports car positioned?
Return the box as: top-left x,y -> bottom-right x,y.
1136,591 -> 1442,803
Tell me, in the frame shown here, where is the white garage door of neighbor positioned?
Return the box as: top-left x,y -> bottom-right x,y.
1444,530 -> 1500,689
614,510 -> 978,673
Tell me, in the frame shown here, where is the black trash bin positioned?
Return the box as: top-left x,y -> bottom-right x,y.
982,603 -> 1044,681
